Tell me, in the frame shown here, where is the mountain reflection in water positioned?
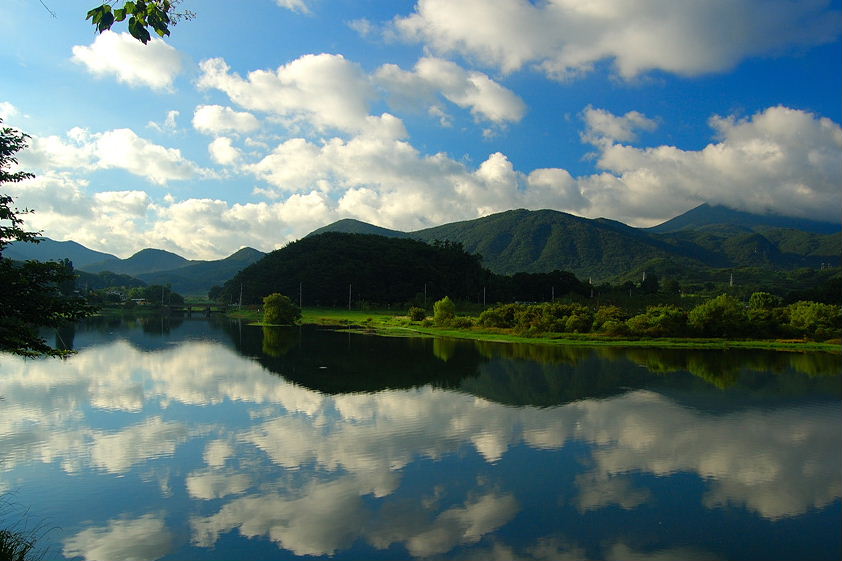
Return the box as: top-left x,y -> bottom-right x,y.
0,317 -> 839,561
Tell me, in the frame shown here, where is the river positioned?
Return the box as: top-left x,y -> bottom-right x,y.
0,316 -> 839,560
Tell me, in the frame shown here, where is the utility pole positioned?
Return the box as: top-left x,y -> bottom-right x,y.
348,283 -> 352,310
299,282 -> 303,308
239,283 -> 243,309
483,286 -> 486,307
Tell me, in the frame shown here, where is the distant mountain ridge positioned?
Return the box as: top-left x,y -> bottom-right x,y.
6,203 -> 838,294
312,205 -> 840,281
4,238 -> 119,268
6,241 -> 266,295
648,203 -> 840,234
83,248 -> 190,275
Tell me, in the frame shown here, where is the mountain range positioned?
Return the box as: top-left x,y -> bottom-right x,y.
311,204 -> 840,280
5,203 -> 839,295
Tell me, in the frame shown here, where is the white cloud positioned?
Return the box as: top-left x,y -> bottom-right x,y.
192,105 -> 260,135
274,0 -> 311,14
147,110 -> 180,133
376,57 -> 526,124
392,0 -> 841,80
71,31 -> 183,91
583,105 -> 842,223
96,128 -> 201,184
63,513 -> 174,561
0,101 -> 18,119
197,54 -> 376,134
10,103 -> 838,259
582,105 -> 657,146
208,137 -> 241,165
348,18 -> 375,38
18,127 -> 203,185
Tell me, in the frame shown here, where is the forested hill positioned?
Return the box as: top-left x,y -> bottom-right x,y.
313,207 -> 840,281
411,209 -> 682,278
219,232 -> 587,306
221,233 -> 489,306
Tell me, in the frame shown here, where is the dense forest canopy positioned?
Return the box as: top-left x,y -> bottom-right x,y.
217,232 -> 588,307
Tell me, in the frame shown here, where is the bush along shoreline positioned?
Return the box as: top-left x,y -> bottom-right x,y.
411,292 -> 839,350
230,291 -> 840,352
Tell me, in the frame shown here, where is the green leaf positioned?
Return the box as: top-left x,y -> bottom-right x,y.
128,16 -> 151,44
114,8 -> 127,22
85,7 -> 103,21
124,1 -> 137,12
98,11 -> 115,33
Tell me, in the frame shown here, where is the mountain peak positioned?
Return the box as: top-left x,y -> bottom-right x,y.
308,218 -> 409,238
649,203 -> 841,234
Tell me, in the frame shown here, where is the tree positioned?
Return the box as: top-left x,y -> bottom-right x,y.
86,1 -> 194,44
688,294 -> 748,338
262,292 -> 301,325
1,120 -> 96,356
433,296 -> 455,326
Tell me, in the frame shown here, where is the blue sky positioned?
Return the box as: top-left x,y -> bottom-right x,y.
1,0 -> 840,259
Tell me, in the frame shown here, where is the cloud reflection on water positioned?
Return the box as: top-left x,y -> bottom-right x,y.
0,333 -> 839,559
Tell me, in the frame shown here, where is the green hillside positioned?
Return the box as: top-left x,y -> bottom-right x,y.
411,209 -> 686,279
313,207 -> 839,283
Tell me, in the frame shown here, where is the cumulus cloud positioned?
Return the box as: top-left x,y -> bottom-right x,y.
581,105 -> 658,146
197,54 -> 376,133
71,31 -> 183,91
392,0 -> 841,80
208,137 -> 241,165
192,105 -> 260,135
584,105 -> 842,223
10,104 -> 838,258
375,56 -> 526,124
18,127 -> 203,185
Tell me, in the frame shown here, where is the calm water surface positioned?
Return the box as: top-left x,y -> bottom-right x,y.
0,317 -> 839,561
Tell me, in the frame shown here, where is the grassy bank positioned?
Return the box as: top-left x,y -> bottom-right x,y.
230,307 -> 841,352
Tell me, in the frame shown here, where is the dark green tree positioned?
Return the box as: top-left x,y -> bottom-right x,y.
1,121 -> 96,356
262,292 -> 301,325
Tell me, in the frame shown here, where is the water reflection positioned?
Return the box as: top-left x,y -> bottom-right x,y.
0,318 -> 839,560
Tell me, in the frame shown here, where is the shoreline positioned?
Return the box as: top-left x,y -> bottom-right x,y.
230,308 -> 842,353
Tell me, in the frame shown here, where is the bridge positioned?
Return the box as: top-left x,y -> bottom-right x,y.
164,304 -> 230,317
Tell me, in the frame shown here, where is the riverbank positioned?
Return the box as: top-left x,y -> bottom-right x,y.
229,308 -> 841,353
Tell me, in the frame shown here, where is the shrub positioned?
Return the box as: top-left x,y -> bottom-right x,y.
262,293 -> 301,325
592,305 -> 625,332
408,306 -> 426,321
451,316 -> 474,328
787,301 -> 842,339
627,305 -> 687,337
478,303 -> 523,328
433,296 -> 456,326
688,294 -> 748,337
